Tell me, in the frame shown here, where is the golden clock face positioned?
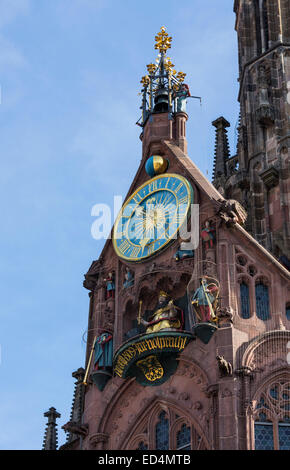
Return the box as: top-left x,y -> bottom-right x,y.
113,173 -> 193,262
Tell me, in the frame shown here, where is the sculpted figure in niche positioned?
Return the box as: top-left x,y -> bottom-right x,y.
139,291 -> 183,334
201,220 -> 216,251
104,272 -> 115,299
191,276 -> 219,323
93,332 -> 113,370
123,267 -> 134,288
174,241 -> 194,261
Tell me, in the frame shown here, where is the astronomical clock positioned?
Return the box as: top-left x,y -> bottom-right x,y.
113,172 -> 193,262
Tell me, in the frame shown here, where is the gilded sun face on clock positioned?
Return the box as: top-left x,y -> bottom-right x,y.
113,173 -> 193,262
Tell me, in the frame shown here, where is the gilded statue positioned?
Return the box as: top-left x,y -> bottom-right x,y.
139,291 -> 182,334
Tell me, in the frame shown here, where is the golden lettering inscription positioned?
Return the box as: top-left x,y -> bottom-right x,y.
114,335 -> 189,378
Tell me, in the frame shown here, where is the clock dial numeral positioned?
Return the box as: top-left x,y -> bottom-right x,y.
175,183 -> 183,193
146,244 -> 154,256
118,239 -> 131,255
133,193 -> 142,204
130,246 -> 141,258
149,180 -> 158,192
178,196 -> 188,205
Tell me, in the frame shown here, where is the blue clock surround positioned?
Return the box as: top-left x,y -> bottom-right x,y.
113,173 -> 194,262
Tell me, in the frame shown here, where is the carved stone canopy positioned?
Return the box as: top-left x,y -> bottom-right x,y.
259,165 -> 279,189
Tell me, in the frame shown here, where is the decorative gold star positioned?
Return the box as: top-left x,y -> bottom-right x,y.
176,71 -> 186,83
147,63 -> 157,75
154,26 -> 172,53
164,57 -> 175,73
140,75 -> 150,87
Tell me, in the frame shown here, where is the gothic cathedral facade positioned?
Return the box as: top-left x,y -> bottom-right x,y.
49,1 -> 290,451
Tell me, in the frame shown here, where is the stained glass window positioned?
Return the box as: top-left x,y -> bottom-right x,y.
254,380 -> 290,450
137,441 -> 148,450
278,424 -> 290,450
255,423 -> 274,450
270,386 -> 278,399
256,396 -> 269,410
240,282 -> 250,319
286,306 -> 290,321
177,424 -> 191,450
255,283 -> 270,320
130,408 -> 207,450
155,411 -> 169,450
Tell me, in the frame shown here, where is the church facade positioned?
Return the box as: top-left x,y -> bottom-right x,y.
43,1 -> 290,451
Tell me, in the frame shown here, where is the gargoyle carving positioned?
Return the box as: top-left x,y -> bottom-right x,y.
218,199 -> 247,226
216,355 -> 233,377
62,421 -> 89,438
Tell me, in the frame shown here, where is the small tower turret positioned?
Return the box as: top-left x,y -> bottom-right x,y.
212,117 -> 231,192
42,407 -> 61,451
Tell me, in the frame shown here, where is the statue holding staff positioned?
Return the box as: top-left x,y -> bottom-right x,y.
191,276 -> 219,323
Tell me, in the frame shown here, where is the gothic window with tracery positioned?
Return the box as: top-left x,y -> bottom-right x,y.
240,282 -> 251,319
155,411 -> 169,450
261,0 -> 269,51
253,379 -> 290,450
136,441 -> 148,450
286,305 -> 290,321
127,404 -> 210,450
253,0 -> 262,55
176,423 -> 191,450
255,282 -> 270,320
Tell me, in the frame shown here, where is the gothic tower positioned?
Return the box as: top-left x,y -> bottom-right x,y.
213,0 -> 290,267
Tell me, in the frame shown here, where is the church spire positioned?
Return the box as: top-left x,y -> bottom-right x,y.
65,367 -> 86,443
212,116 -> 230,187
138,27 -> 189,127
42,407 -> 61,450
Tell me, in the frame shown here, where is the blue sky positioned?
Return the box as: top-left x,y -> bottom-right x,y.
0,0 -> 239,449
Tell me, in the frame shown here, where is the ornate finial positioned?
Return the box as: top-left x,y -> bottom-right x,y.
154,26 -> 172,53
42,407 -> 61,450
136,27 -> 199,127
63,367 -> 86,444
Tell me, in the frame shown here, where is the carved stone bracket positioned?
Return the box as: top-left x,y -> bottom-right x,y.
89,433 -> 109,449
205,383 -> 219,399
216,306 -> 233,327
256,105 -> 275,126
235,366 -> 253,378
259,165 -> 279,189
